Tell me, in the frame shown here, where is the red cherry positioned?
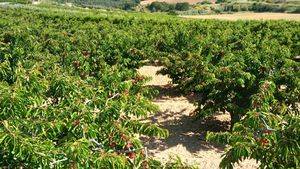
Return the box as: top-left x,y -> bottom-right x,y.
262,129 -> 272,135
109,142 -> 117,148
73,61 -> 80,68
252,111 -> 260,117
125,142 -> 133,149
127,152 -> 136,159
72,120 -> 80,126
124,89 -> 129,96
260,138 -> 269,146
121,134 -> 127,141
82,51 -> 90,58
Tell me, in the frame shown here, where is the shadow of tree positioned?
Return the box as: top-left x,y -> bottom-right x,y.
149,84 -> 201,102
142,84 -> 230,155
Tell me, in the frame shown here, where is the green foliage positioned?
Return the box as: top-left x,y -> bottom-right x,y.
149,12 -> 299,168
201,0 -> 213,5
0,6 -> 169,168
290,6 -> 300,13
159,20 -> 299,127
175,2 -> 190,11
147,2 -> 175,12
0,4 -> 299,168
149,156 -> 198,169
216,0 -> 229,3
251,2 -> 285,12
220,2 -> 300,13
142,10 -> 299,167
54,0 -> 141,9
147,2 -> 190,12
207,81 -> 300,168
0,0 -> 31,4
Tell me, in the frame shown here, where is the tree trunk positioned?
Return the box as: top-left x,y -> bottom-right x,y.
229,112 -> 240,131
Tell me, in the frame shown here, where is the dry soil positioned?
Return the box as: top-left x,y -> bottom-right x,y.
138,65 -> 258,169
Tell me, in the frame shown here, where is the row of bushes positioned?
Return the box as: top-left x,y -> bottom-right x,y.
147,2 -> 190,12
153,1 -> 300,15
0,0 -> 31,4
54,0 -> 141,10
180,2 -> 300,15
0,6 -> 171,168
1,4 -> 299,168
223,2 -> 300,13
157,18 -> 300,169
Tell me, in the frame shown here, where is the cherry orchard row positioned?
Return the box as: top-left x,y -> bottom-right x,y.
0,5 -> 299,168
0,7 -> 170,168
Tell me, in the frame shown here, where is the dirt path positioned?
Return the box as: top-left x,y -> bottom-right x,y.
138,66 -> 258,169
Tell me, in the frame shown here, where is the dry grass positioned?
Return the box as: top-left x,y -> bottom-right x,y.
181,12 -> 300,21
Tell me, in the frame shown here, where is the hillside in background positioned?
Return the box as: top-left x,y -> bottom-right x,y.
140,0 -> 203,5
54,0 -> 140,8
141,0 -> 300,14
140,0 -> 300,5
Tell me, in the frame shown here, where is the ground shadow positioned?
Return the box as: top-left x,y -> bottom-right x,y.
148,84 -> 201,103
142,84 -> 230,155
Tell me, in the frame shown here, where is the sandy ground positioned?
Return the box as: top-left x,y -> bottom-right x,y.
138,66 -> 258,168
181,12 -> 300,21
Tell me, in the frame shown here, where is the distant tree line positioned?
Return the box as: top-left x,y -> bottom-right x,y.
147,2 -> 190,12
54,0 -> 140,10
221,2 -> 300,13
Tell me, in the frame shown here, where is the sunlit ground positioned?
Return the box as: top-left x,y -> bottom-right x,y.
181,12 -> 300,21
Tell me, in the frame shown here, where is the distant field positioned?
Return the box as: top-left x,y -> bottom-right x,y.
181,12 -> 300,21
140,0 -> 202,5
